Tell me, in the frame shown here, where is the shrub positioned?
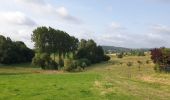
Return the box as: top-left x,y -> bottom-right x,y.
64,59 -> 77,72
146,60 -> 150,64
32,53 -> 58,70
103,55 -> 111,61
151,48 -> 170,72
138,51 -> 145,56
77,58 -> 91,67
127,62 -> 133,67
117,53 -> 123,58
64,58 -> 91,72
154,63 -> 161,72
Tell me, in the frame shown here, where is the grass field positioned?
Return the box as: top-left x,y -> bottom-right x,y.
0,55 -> 170,100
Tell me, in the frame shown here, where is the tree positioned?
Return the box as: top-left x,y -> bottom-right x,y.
151,47 -> 170,72
32,53 -> 58,70
127,62 -> 133,78
76,39 -> 110,64
32,26 -> 79,68
32,26 -> 49,53
138,51 -> 145,56
137,60 -> 142,71
117,52 -> 124,58
0,35 -> 34,64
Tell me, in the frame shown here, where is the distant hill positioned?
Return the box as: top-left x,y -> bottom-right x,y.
101,46 -> 131,53
101,46 -> 150,53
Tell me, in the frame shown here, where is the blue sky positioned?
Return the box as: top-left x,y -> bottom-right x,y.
0,0 -> 170,48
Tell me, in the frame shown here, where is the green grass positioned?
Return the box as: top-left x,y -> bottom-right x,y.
0,73 -> 101,100
0,55 -> 170,100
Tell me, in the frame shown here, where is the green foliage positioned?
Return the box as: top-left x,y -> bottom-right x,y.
117,52 -> 124,58
103,55 -> 111,61
64,58 -> 91,72
32,26 -> 79,67
151,47 -> 170,72
154,63 -> 161,72
32,53 -> 58,70
76,39 -> 109,64
64,59 -> 76,71
0,55 -> 170,100
138,51 -> 145,56
0,35 -> 34,64
64,59 -> 84,72
77,58 -> 91,67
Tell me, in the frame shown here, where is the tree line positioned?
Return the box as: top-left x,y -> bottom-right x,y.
0,35 -> 34,64
0,26 -> 110,71
31,26 -> 110,71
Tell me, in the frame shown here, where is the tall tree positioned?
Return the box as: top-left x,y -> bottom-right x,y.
32,26 -> 79,67
0,35 -> 34,64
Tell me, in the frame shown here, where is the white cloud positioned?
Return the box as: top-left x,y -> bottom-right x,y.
110,22 -> 125,30
150,24 -> 170,35
0,11 -> 37,26
14,0 -> 81,24
56,7 -> 69,17
15,0 -> 45,5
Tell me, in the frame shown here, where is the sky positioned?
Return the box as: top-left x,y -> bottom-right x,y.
0,0 -> 170,48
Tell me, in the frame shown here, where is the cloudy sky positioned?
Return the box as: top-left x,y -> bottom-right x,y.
0,0 -> 170,48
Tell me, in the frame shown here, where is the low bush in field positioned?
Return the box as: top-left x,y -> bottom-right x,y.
77,58 -> 91,67
64,58 -> 91,72
103,55 -> 111,61
32,53 -> 58,70
64,59 -> 76,72
117,53 -> 123,58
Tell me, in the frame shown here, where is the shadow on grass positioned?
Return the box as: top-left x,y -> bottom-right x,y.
0,72 -> 31,76
0,63 -> 40,68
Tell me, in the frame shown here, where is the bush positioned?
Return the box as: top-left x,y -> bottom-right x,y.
77,58 -> 91,67
64,58 -> 91,72
154,63 -> 161,72
64,59 -> 73,71
151,48 -> 170,72
103,55 -> 111,61
117,53 -> 123,58
138,51 -> 145,56
146,60 -> 150,64
32,53 -> 58,70
64,59 -> 83,72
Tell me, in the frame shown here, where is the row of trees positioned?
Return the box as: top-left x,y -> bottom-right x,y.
0,35 -> 34,64
76,39 -> 110,63
31,26 -> 79,68
116,51 -> 145,59
32,26 -> 110,70
151,47 -> 170,72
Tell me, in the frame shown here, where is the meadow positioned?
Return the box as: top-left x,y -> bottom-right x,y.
0,54 -> 170,100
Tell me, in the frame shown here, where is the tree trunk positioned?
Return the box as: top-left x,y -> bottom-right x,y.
53,53 -> 55,61
58,51 -> 63,67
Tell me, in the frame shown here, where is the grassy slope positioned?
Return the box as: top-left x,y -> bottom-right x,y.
0,55 -> 170,100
